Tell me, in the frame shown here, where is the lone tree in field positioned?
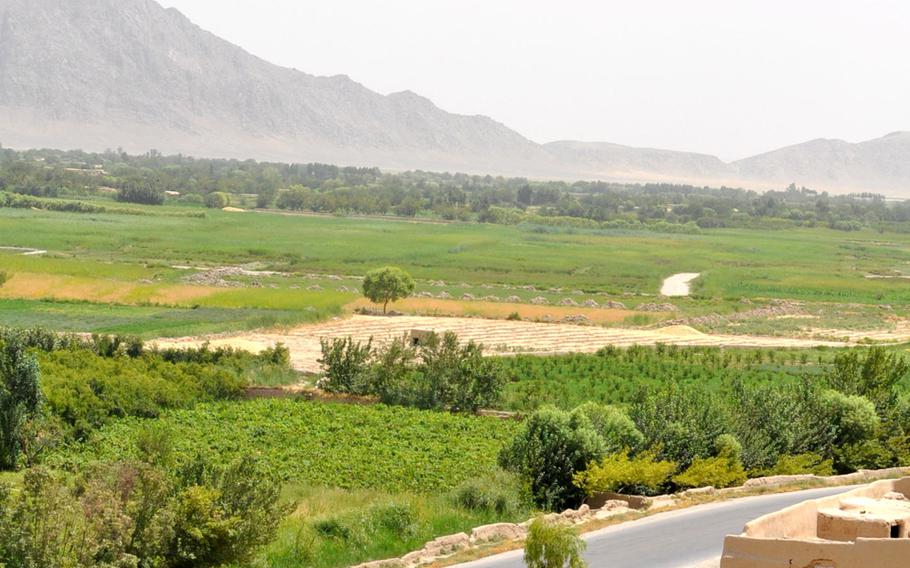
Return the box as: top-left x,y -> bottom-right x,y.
362,267 -> 416,314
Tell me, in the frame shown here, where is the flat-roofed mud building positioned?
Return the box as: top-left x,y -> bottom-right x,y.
721,477 -> 910,568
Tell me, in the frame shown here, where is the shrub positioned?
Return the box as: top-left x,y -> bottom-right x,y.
40,349 -> 245,439
631,381 -> 729,468
366,502 -> 419,537
571,402 -> 644,453
117,178 -> 164,205
820,390 -> 880,447
762,453 -> 834,477
673,456 -> 746,489
0,335 -> 42,470
499,407 -> 605,510
317,337 -> 373,395
573,450 -> 676,496
452,470 -> 528,516
204,192 -> 231,209
415,332 -> 505,412
524,515 -> 587,568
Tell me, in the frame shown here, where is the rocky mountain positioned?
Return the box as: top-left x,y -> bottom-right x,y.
0,0 -> 907,196
732,132 -> 910,194
0,0 -> 555,174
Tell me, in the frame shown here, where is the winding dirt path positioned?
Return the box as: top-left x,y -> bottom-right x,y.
660,273 -> 701,297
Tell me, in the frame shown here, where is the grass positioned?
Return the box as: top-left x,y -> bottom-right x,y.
0,298 -> 338,338
2,208 -> 910,304
261,485 -> 531,568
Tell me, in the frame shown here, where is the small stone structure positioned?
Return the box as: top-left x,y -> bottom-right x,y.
720,477 -> 910,567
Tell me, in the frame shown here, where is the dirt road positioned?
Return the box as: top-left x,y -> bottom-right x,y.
661,273 -> 701,296
152,315 -> 849,373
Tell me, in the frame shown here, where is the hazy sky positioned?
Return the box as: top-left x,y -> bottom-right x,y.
159,0 -> 910,161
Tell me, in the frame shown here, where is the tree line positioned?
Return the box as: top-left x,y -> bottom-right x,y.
2,147 -> 910,231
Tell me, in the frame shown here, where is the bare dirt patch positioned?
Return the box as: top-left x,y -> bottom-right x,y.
346,297 -> 648,324
152,315 -> 849,374
660,273 -> 700,297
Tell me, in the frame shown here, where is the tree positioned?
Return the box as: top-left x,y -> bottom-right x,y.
0,336 -> 41,470
524,515 -> 587,568
317,337 -> 373,395
571,402 -> 644,453
499,407 -> 605,510
204,192 -> 231,209
416,332 -> 505,412
362,267 -> 416,314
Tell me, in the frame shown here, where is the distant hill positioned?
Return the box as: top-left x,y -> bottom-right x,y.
0,0 -> 908,196
732,132 -> 910,194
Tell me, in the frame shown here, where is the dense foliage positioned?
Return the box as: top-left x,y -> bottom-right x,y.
319,333 -> 505,413
0,455 -> 285,568
0,336 -> 41,470
500,347 -> 910,510
2,147 -> 909,232
50,399 -> 518,494
499,345 -> 837,410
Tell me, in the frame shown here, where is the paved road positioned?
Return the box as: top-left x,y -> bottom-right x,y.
457,486 -> 858,568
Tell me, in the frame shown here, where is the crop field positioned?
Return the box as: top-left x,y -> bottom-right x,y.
50,398 -> 518,493
497,347 -> 842,410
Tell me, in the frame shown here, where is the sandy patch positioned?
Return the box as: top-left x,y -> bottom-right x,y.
0,246 -> 47,256
222,207 -> 245,212
661,273 -> 701,297
346,297 -> 645,324
151,315 -> 847,374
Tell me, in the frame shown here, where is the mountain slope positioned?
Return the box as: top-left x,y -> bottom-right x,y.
732,132 -> 910,193
0,0 -> 552,173
0,0 -> 907,195
545,140 -> 732,184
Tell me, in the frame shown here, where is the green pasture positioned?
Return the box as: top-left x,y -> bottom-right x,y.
1,207 -> 909,330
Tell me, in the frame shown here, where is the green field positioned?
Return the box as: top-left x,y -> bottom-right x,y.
2,208 -> 910,301
50,398 -> 518,493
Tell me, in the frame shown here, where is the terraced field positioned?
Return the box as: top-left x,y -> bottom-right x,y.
152,314 -> 891,373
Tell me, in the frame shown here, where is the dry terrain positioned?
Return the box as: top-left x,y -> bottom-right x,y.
152,315 -> 859,374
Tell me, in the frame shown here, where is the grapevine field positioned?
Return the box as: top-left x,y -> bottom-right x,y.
51,398 -> 518,493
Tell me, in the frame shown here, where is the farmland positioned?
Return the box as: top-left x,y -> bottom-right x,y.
3,179 -> 910,568
1,204 -> 910,341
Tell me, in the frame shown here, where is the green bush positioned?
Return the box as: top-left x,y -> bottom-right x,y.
318,337 -> 373,395
673,456 -> 746,489
40,350 -> 245,439
204,192 -> 231,209
0,455 -> 284,568
761,453 -> 834,477
0,336 -> 42,470
524,515 -> 587,568
573,450 -> 676,496
452,470 -> 528,516
571,402 -> 644,453
499,407 -> 605,510
821,390 -> 880,447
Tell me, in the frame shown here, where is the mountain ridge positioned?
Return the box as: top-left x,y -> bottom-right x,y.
0,0 -> 907,195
